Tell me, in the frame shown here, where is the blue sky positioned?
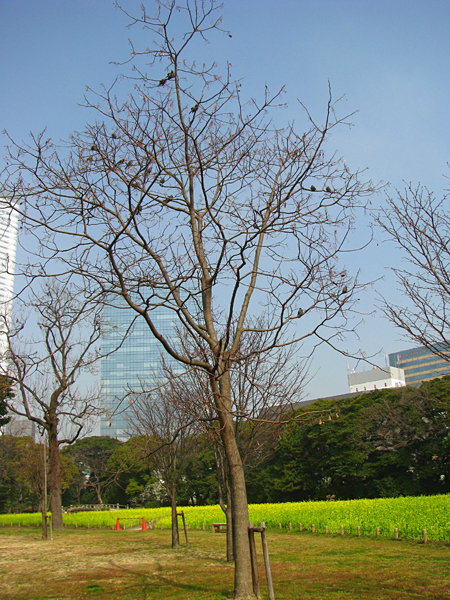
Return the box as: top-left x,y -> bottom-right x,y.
1,0 -> 449,400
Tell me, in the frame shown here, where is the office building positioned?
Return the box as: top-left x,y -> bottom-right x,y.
389,345 -> 450,386
347,366 -> 405,394
100,298 -> 181,439
0,200 -> 19,368
3,417 -> 35,440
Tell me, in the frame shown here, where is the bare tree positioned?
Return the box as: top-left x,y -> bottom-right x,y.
377,182 -> 450,360
128,375 -> 201,549
1,2 -> 374,594
0,280 -> 102,529
183,328 -> 308,562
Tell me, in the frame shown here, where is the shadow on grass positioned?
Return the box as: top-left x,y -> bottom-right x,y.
108,559 -> 231,599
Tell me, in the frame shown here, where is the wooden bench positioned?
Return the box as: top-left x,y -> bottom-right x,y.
211,523 -> 227,534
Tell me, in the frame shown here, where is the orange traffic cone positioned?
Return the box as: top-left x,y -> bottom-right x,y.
142,517 -> 147,531
115,518 -> 120,531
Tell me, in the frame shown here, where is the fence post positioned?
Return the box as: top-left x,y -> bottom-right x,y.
325,526 -> 328,534
340,525 -> 344,536
299,523 -> 302,532
394,528 -> 398,540
248,523 -> 260,599
357,526 -> 360,537
423,529 -> 427,544
178,511 -> 189,547
260,522 -> 275,600
311,524 -> 315,533
376,527 -> 380,538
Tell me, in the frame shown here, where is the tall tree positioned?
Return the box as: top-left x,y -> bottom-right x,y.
377,182 -> 450,359
2,2 -> 373,594
0,280 -> 102,529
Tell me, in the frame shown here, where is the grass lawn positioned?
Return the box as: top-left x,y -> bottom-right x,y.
1,526 -> 449,599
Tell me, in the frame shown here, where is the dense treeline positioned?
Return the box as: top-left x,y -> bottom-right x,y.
247,376 -> 450,502
1,376 -> 449,513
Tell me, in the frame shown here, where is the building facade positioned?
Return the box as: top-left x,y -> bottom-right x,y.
389,345 -> 450,385
347,366 -> 406,394
0,201 -> 19,368
99,299 -> 181,439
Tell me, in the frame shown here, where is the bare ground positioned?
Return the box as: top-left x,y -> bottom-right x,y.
1,526 -> 449,599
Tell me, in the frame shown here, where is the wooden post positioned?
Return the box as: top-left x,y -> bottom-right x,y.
357,526 -> 360,537
289,522 -> 292,531
376,527 -> 380,538
340,525 -> 344,536
299,523 -> 302,532
202,522 -> 205,531
49,515 -> 53,541
248,523 -> 260,599
311,524 -> 315,533
178,511 -> 189,547
160,522 -> 163,530
394,528 -> 398,540
325,526 -> 328,534
423,529 -> 427,544
260,523 -> 275,600
279,523 -> 282,530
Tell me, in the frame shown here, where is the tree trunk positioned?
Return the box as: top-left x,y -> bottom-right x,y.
171,490 -> 179,548
47,424 -> 63,530
215,370 -> 253,599
93,486 -> 103,505
214,443 -> 234,563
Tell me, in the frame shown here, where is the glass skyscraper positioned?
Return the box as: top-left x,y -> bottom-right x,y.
99,298 -> 181,439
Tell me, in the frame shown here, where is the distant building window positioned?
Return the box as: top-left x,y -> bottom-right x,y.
385,383 -> 387,387
364,386 -> 366,391
356,388 -> 358,392
374,384 -> 376,389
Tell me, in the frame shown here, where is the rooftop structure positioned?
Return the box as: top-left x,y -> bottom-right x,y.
347,366 -> 406,394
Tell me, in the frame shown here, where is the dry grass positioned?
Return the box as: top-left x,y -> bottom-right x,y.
1,526 -> 450,599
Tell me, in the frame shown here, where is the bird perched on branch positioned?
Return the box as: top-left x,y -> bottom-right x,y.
190,104 -> 199,113
310,185 -> 316,192
297,308 -> 304,318
159,78 -> 168,86
326,186 -> 332,193
167,70 -> 175,80
342,286 -> 348,294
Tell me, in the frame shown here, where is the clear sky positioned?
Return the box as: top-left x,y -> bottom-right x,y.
1,0 -> 449,401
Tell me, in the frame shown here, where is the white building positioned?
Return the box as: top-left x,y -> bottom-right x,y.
0,200 -> 19,367
348,366 -> 406,394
